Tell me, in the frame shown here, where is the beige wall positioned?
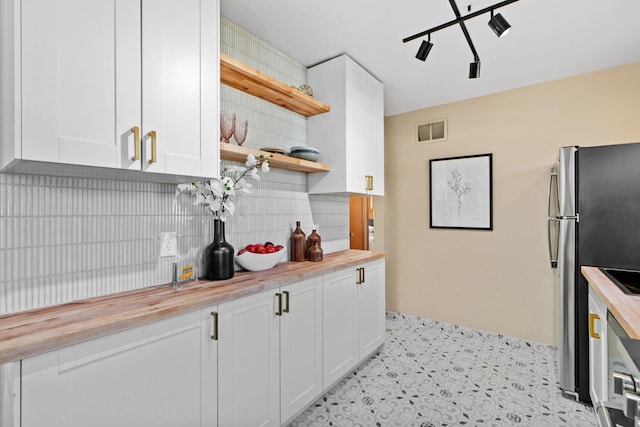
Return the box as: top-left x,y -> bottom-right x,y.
383,62 -> 640,345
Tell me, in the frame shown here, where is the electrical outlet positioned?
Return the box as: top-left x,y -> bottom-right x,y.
159,232 -> 177,257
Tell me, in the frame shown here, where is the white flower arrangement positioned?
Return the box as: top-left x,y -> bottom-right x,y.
179,154 -> 270,222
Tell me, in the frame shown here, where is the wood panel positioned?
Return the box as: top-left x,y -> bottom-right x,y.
221,143 -> 331,173
582,266 -> 640,339
220,53 -> 330,117
0,250 -> 386,364
349,196 -> 368,250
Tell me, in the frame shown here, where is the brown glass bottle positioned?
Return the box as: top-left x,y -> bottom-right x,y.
291,221 -> 306,262
307,226 -> 321,259
308,240 -> 323,262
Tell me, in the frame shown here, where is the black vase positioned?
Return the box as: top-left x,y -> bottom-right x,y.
204,219 -> 235,280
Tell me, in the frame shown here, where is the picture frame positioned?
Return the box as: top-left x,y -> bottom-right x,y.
429,153 -> 493,230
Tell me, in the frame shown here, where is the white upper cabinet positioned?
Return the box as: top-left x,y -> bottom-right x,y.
20,0 -> 132,168
307,55 -> 385,196
140,0 -> 218,177
0,0 -> 219,181
363,74 -> 385,196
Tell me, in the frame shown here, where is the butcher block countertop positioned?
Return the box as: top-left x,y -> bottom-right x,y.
0,250 -> 386,365
582,266 -> 640,339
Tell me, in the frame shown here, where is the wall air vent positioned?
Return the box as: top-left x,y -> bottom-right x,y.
416,118 -> 447,143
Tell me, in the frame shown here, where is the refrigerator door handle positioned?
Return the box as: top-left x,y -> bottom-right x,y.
548,167 -> 559,218
548,218 -> 560,268
548,166 -> 560,269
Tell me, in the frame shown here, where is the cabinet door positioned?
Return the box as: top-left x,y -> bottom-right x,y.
588,286 -> 608,404
280,277 -> 323,423
307,56 -> 348,195
218,291 -> 280,427
322,267 -> 359,387
20,0 -> 140,168
344,57 -> 367,193
358,260 -> 386,358
21,309 -> 218,427
363,74 -> 385,196
308,55 -> 384,195
0,362 -> 20,427
141,0 -> 218,178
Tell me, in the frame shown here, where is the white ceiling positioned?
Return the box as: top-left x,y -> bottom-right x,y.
221,0 -> 640,117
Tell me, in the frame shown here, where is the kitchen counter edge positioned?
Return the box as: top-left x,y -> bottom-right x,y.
581,265 -> 640,339
0,250 -> 387,365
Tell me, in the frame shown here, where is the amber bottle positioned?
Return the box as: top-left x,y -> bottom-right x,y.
308,240 -> 323,262
307,226 -> 321,259
291,221 -> 306,262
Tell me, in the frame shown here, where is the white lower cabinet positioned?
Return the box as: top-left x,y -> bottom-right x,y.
21,308 -> 218,427
357,260 -> 386,358
217,276 -> 323,426
280,278 -> 324,423
323,259 -> 386,387
588,284 -> 608,405
17,259 -> 385,427
322,266 -> 359,386
217,290 -> 280,427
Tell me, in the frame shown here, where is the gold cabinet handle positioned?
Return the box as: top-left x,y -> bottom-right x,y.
365,175 -> 373,191
131,126 -> 141,161
275,292 -> 283,316
210,311 -> 218,341
589,313 -> 601,339
283,290 -> 290,313
148,130 -> 157,164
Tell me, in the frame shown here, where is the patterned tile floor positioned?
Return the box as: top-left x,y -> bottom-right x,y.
289,311 -> 598,427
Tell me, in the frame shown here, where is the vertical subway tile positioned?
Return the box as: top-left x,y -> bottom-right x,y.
0,18 -> 349,315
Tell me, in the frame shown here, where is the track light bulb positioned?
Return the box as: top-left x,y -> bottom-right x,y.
488,12 -> 511,37
469,61 -> 481,79
416,39 -> 433,61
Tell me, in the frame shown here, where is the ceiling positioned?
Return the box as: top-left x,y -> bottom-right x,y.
220,0 -> 640,116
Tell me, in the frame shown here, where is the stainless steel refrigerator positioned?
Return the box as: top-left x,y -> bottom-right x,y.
548,143 -> 640,404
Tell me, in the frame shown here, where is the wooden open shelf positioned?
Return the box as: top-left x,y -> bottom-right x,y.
220,53 -> 330,117
220,144 -> 331,174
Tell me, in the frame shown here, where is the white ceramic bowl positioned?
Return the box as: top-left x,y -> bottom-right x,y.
290,146 -> 320,154
289,151 -> 320,162
289,146 -> 320,162
235,247 -> 287,271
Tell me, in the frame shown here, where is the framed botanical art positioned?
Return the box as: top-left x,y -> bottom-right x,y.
429,153 -> 493,230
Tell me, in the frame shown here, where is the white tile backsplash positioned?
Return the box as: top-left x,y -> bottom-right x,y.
0,17 -> 349,315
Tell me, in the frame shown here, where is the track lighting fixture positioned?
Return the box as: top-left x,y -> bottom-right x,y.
416,35 -> 433,61
488,10 -> 511,37
403,0 -> 521,79
469,61 -> 481,79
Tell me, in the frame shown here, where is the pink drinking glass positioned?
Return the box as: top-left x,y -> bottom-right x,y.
233,118 -> 248,146
220,112 -> 236,143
